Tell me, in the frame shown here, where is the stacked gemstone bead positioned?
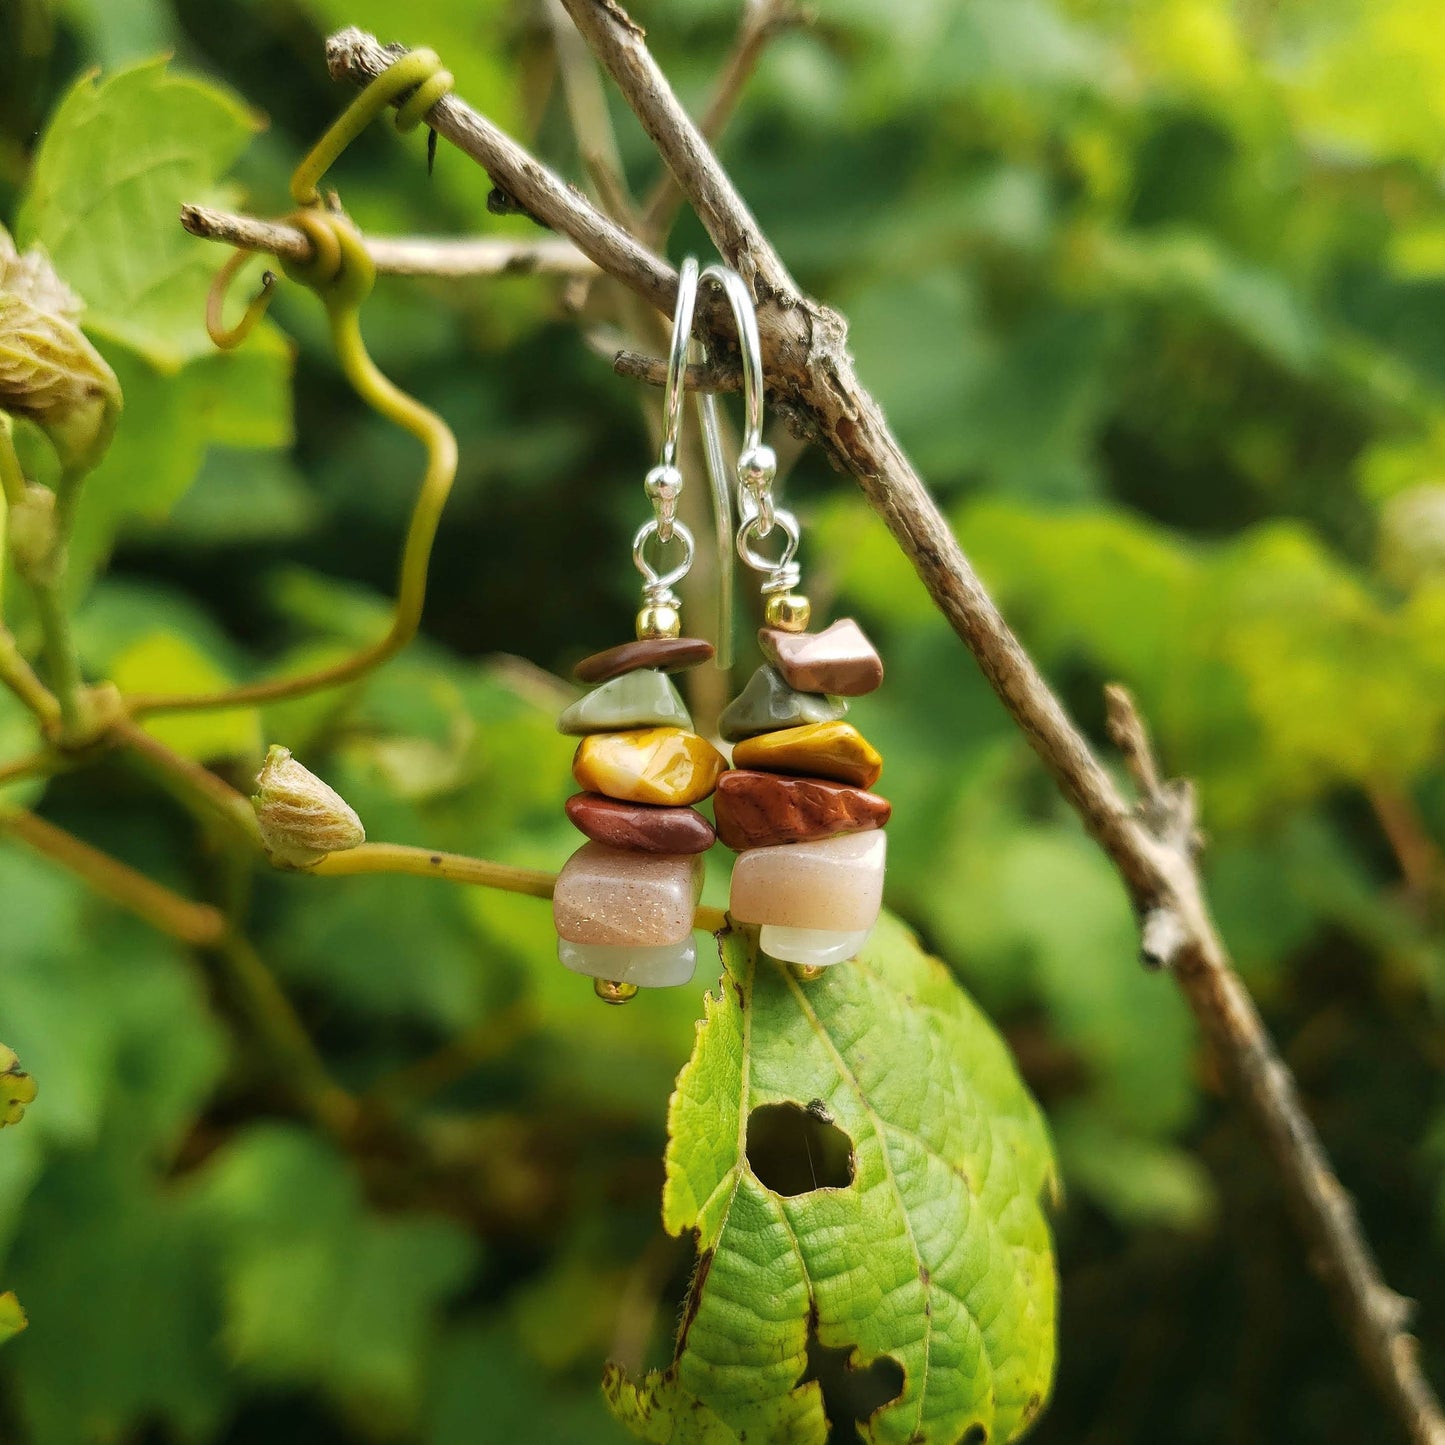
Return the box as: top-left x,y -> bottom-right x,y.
715,619 -> 889,969
553,636 -> 726,994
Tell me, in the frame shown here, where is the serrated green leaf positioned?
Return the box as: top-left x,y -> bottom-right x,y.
16,59 -> 261,369
608,916 -> 1057,1445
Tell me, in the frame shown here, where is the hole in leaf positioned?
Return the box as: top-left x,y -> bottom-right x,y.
746,1102 -> 855,1195
804,1326 -> 904,1443
960,1427 -> 988,1445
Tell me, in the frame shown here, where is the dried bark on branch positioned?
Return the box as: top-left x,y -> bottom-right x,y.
312,19 -> 1445,1444
181,203 -> 595,277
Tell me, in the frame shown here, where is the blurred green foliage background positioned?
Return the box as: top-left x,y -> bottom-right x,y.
2,0 -> 1445,1440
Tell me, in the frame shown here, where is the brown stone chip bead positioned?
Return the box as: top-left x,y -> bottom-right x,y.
713,770 -> 891,852
574,636 -> 715,684
758,618 -> 884,696
565,793 -> 716,854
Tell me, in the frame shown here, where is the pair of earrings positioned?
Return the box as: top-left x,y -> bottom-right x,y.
552,260 -> 889,1003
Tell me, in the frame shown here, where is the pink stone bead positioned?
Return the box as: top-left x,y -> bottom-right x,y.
728,830 -> 886,933
553,841 -> 704,947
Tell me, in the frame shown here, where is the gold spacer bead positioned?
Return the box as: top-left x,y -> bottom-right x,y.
794,963 -> 828,983
636,603 -> 682,640
595,978 -> 639,1005
764,593 -> 811,631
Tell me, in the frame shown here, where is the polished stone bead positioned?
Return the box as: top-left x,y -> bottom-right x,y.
572,727 -> 726,806
566,793 -> 715,853
758,618 -> 884,696
760,925 -> 873,968
731,721 -> 883,788
729,830 -> 886,932
558,936 -> 698,988
574,635 -> 715,684
557,668 -> 692,735
712,770 -> 890,851
553,841 -> 704,946
717,665 -> 847,742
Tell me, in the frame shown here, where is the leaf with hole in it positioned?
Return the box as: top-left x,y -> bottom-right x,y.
605,915 -> 1058,1445
16,59 -> 261,370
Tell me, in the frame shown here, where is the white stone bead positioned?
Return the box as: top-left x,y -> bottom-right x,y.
729,830 -> 886,932
759,925 -> 873,968
557,937 -> 697,988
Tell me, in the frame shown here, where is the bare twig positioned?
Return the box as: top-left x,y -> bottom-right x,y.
1368,783 -> 1444,902
611,346 -> 741,393
181,203 -> 596,278
325,20 -> 1445,1442
544,0 -> 639,227
638,0 -> 807,242
327,29 -> 676,310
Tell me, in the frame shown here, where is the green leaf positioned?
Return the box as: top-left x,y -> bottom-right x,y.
0,849 -> 226,1151
0,1292 -> 27,1347
1053,1106 -> 1215,1232
607,916 -> 1057,1445
429,1324 -> 637,1445
16,59 -> 262,369
108,630 -> 261,763
5,1142 -> 232,1445
199,1125 -> 477,1428
68,331 -> 293,587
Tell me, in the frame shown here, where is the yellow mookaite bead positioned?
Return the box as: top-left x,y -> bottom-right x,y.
572,727 -> 726,806
731,721 -> 883,789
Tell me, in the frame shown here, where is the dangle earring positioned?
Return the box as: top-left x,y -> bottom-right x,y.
700,269 -> 890,975
552,259 -> 729,1004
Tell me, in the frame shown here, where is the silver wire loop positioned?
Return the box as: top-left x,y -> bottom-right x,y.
633,517 -> 696,603
736,508 -> 800,593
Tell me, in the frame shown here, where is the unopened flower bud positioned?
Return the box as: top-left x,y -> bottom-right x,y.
0,226 -> 120,471
252,744 -> 365,868
0,1044 -> 37,1128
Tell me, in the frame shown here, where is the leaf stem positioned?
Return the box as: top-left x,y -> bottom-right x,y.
302,839 -> 729,931
0,418 -> 24,509
0,631 -> 60,727
114,719 -> 264,850
305,841 -> 558,895
0,806 -> 227,946
0,750 -> 59,790
211,933 -> 360,1139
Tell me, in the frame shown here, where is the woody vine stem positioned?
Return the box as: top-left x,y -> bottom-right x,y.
0,7 -> 1439,1443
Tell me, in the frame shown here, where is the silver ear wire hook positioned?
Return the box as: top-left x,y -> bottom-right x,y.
645,256 -> 699,546
692,263 -> 799,629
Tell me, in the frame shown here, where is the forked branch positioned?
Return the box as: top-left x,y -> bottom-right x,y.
323,16 -> 1445,1443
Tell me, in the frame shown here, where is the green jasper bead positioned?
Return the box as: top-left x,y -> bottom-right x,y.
717,664 -> 848,742
557,668 -> 693,736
